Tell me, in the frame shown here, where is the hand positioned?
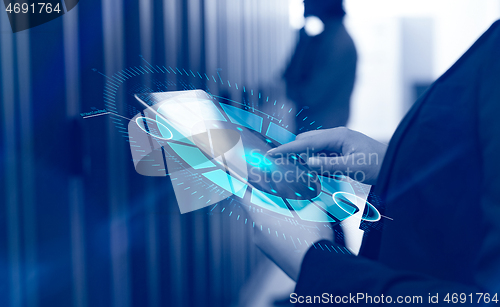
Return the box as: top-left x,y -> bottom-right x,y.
267,127 -> 388,185
243,205 -> 335,282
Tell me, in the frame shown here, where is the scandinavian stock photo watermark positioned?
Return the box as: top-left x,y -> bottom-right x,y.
246,148 -> 381,185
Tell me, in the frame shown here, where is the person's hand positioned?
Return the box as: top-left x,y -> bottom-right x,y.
243,204 -> 335,282
267,127 -> 388,185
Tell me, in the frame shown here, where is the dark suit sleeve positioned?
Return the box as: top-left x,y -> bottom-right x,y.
473,29 -> 500,293
295,241 -> 475,305
294,24 -> 500,306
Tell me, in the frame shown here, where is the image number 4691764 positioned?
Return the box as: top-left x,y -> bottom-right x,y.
3,0 -> 79,32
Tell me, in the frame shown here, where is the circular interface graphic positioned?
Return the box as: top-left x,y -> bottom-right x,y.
191,120 -> 321,200
136,117 -> 173,140
127,90 -> 378,224
333,192 -> 381,222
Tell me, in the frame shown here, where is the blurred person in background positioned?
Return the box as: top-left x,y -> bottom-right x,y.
284,0 -> 357,130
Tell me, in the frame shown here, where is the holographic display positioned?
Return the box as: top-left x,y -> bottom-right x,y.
84,59 -> 381,232
127,89 -> 376,223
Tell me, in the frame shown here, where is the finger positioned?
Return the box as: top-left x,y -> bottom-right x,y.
268,127 -> 347,156
307,155 -> 364,175
307,156 -> 351,174
294,129 -> 328,140
267,137 -> 334,158
267,138 -> 319,157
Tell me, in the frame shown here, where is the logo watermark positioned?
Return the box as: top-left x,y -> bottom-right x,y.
4,0 -> 79,33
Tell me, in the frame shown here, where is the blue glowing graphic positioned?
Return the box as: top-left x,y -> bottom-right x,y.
157,97 -> 227,123
265,122 -> 296,144
155,115 -> 195,145
333,192 -> 381,222
202,169 -> 248,198
220,103 -> 263,133
319,176 -> 353,195
126,89 -> 378,223
250,189 -> 293,217
244,152 -> 273,169
168,143 -> 216,170
287,199 -> 336,222
311,192 -> 356,221
136,117 -> 173,140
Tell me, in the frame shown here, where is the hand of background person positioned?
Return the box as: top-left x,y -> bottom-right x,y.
267,127 -> 388,185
